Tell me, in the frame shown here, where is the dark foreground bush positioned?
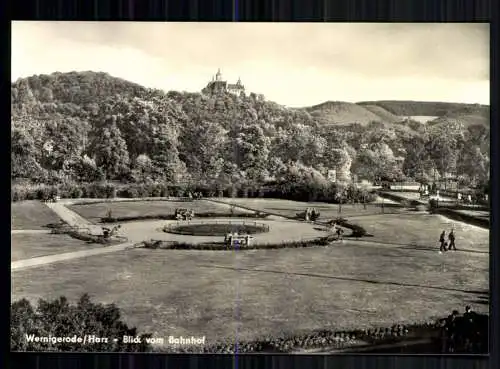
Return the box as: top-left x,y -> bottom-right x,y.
11,294 -> 152,352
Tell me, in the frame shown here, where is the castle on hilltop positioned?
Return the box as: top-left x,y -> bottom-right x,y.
202,69 -> 245,97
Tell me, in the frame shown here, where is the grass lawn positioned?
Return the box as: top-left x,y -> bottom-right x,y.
454,210 -> 490,219
11,201 -> 62,230
11,234 -> 102,261
221,198 -> 405,220
352,213 -> 489,253
169,223 -> 268,236
12,218 -> 488,345
69,200 -> 249,222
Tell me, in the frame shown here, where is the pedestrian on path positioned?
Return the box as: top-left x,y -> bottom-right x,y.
448,230 -> 456,251
439,230 -> 447,253
336,227 -> 344,241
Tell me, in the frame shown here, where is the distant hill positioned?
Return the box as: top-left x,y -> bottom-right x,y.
359,104 -> 402,123
305,101 -> 384,126
305,100 -> 489,128
11,71 -> 150,106
357,100 -> 489,119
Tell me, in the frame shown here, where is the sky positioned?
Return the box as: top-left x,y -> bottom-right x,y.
11,22 -> 490,107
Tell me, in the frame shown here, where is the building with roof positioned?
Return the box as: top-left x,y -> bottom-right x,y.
202,69 -> 245,97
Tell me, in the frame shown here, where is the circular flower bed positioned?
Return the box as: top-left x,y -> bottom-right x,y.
163,222 -> 270,236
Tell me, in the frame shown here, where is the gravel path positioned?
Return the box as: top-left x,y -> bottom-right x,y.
44,202 -> 103,235
11,229 -> 51,235
117,217 -> 327,244
11,242 -> 139,271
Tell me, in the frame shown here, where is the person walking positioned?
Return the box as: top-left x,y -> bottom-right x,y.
439,230 -> 447,253
336,226 -> 344,241
448,230 -> 456,251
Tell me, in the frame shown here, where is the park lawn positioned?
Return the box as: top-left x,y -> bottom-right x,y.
454,210 -> 490,219
11,201 -> 62,230
69,200 -> 248,222
11,234 -> 102,261
12,235 -> 488,345
351,213 -> 490,254
221,198 -> 404,220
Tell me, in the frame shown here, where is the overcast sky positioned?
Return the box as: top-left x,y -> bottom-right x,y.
12,22 -> 489,107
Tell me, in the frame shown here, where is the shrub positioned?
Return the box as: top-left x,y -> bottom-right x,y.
104,184 -> 117,199
36,187 -> 50,200
70,185 -> 83,199
118,186 -> 140,198
11,295 -> 152,352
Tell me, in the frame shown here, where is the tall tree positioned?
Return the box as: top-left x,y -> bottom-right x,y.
90,115 -> 130,180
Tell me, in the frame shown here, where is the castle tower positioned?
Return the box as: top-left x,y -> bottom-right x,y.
215,68 -> 222,81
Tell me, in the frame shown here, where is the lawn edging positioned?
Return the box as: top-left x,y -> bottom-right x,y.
431,208 -> 489,229
141,237 -> 334,251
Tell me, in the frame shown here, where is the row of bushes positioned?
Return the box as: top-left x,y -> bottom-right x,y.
142,236 -> 335,250
11,181 -> 379,204
50,225 -> 125,244
333,219 -> 371,238
100,212 -> 270,224
157,315 -> 488,354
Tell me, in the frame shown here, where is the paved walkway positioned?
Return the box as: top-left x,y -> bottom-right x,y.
11,242 -> 139,271
11,229 -> 51,235
118,217 -> 327,244
44,202 -> 103,235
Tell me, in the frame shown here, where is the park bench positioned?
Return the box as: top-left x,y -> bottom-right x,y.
174,208 -> 194,220
224,233 -> 254,247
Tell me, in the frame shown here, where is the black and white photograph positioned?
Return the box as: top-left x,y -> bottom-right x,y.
11,22 -> 490,354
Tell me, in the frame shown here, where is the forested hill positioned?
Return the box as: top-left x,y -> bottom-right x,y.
357,100 -> 489,118
11,71 -> 490,188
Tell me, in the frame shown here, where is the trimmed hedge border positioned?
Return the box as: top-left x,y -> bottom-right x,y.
142,237 -> 335,251
12,181 -> 378,204
100,212 -> 270,224
431,208 -> 489,229
50,225 -> 126,245
163,221 -> 270,236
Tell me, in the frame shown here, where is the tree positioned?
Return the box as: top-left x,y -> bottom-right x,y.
150,122 -> 187,183
425,120 -> 465,179
132,154 -> 153,182
11,127 -> 44,180
233,123 -> 271,183
324,147 -> 352,182
90,115 -> 130,180
456,145 -> 489,186
178,119 -> 228,181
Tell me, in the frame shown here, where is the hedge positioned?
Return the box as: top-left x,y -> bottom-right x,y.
50,225 -> 125,244
100,212 -> 270,224
12,181 -> 379,204
142,235 -> 345,251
